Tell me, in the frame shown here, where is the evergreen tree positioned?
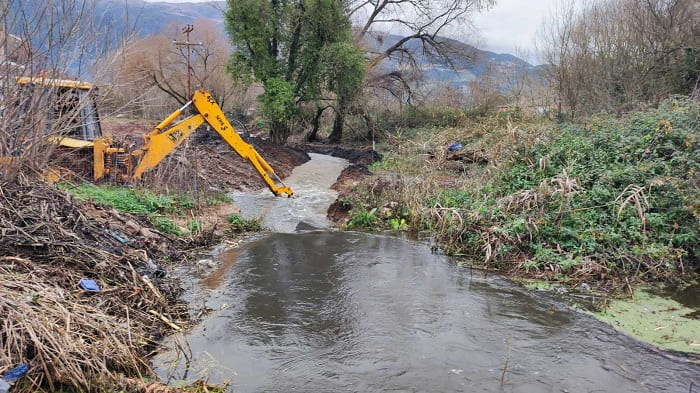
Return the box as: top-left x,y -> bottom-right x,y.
225,0 -> 364,144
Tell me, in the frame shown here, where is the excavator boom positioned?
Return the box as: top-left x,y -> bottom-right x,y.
124,90 -> 293,197
10,77 -> 290,195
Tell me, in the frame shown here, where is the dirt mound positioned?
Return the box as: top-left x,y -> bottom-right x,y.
102,119 -> 309,193
0,178 -> 194,391
199,136 -> 309,191
154,137 -> 309,192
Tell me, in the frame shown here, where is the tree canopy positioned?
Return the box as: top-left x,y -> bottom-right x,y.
225,0 -> 364,144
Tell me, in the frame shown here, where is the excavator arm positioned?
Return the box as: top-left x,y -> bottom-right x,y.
127,90 -> 293,197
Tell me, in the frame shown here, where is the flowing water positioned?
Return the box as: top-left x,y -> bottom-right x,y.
154,155 -> 699,392
228,152 -> 349,233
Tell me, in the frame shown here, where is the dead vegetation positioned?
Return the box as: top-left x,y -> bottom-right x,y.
332,98 -> 699,288
0,175 -> 218,391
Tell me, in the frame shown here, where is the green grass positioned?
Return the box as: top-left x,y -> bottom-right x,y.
62,184 -> 194,215
227,214 -> 265,233
151,216 -> 182,235
60,184 -> 203,235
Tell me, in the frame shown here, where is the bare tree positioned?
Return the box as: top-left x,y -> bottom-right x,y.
316,0 -> 494,142
350,0 -> 494,95
1,0 -> 116,181
539,0 -> 699,118
104,19 -> 247,119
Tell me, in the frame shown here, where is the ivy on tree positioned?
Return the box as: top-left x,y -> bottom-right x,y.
224,0 -> 364,144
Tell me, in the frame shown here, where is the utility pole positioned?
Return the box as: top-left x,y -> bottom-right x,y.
172,24 -> 202,100
173,25 -> 204,209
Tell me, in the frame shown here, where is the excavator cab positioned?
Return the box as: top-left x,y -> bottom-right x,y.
7,77 -> 104,180
16,76 -> 103,144
11,77 -> 292,197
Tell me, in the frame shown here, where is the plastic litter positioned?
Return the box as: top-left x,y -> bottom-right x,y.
448,142 -> 463,152
2,363 -> 30,383
0,379 -> 9,393
109,230 -> 126,244
79,278 -> 100,292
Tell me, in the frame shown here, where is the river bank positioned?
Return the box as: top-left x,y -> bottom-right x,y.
322,98 -> 700,356
0,134 -> 309,392
328,97 -> 699,291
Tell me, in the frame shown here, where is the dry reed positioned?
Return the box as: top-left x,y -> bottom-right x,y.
0,176 -> 190,391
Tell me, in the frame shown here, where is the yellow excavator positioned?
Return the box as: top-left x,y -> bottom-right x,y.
15,77 -> 293,197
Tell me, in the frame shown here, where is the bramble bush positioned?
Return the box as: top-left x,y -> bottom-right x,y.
348,97 -> 699,283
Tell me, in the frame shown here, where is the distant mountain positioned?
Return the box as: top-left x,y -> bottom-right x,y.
10,0 -> 538,89
365,33 -> 541,90
94,0 -> 225,36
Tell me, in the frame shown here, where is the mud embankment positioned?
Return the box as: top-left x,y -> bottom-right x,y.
302,144 -> 381,224
101,118 -> 310,192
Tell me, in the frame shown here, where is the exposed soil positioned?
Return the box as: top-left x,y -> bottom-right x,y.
189,136 -> 309,192
101,119 -> 309,193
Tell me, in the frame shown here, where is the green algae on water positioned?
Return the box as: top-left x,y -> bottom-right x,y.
594,289 -> 700,354
523,279 -> 554,291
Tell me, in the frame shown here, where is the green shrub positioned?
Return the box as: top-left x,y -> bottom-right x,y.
346,96 -> 700,281
227,214 -> 264,233
151,216 -> 181,235
490,96 -> 700,275
347,208 -> 379,229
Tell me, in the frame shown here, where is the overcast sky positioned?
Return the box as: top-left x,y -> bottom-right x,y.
472,0 -> 556,63
142,0 -> 558,64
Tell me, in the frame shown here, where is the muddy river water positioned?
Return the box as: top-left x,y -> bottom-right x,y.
154,155 -> 699,392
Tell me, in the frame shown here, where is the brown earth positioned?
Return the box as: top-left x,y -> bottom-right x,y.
101,119 -> 309,193
187,135 -> 309,192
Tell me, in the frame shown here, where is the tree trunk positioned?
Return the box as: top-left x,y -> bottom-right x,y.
328,108 -> 344,143
270,120 -> 290,144
363,111 -> 375,141
306,106 -> 326,142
